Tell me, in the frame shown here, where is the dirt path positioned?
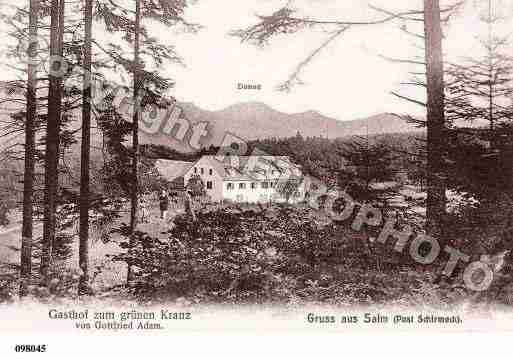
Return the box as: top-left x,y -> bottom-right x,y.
0,223 -> 43,265
0,203 -> 182,289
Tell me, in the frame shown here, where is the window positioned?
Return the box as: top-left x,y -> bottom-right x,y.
194,167 -> 197,173
270,181 -> 275,188
200,167 -> 204,175
262,182 -> 269,189
227,183 -> 234,190
209,168 -> 213,175
239,183 -> 246,189
207,181 -> 213,190
250,182 -> 257,190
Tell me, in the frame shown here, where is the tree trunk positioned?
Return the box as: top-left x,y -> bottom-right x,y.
127,0 -> 141,284
423,0 -> 447,240
20,0 -> 39,297
487,0 -> 494,133
78,0 -> 93,295
185,192 -> 197,222
40,0 -> 64,282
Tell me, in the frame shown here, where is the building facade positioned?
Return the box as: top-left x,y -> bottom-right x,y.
182,155 -> 304,203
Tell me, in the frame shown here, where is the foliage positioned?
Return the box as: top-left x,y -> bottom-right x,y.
444,195 -> 513,257
338,137 -> 398,203
139,157 -> 171,194
341,137 -> 396,183
111,205 -> 446,305
0,163 -> 20,227
445,24 -> 513,130
275,176 -> 302,202
185,174 -> 206,198
445,126 -> 513,200
230,7 -> 307,47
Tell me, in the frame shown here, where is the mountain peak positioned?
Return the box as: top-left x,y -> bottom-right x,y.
220,101 -> 276,113
140,101 -> 420,151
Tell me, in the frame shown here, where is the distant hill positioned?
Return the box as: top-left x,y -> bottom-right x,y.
140,101 -> 421,152
0,81 -> 421,154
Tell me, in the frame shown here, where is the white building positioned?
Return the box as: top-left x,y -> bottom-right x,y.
181,155 -> 305,203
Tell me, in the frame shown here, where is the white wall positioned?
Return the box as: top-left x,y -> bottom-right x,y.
222,180 -> 305,204
222,180 -> 269,203
184,157 -> 306,204
183,158 -> 224,202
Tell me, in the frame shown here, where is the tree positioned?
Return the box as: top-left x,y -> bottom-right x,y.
441,0 -> 513,216
19,0 -> 39,297
423,0 -> 447,239
445,0 -> 513,133
40,0 -> 65,282
92,0 -> 201,284
184,174 -> 204,222
231,2 -> 459,240
127,0 -> 142,285
339,137 -> 396,202
275,176 -> 302,203
78,0 -> 93,295
1,0 -> 94,288
186,174 -> 206,198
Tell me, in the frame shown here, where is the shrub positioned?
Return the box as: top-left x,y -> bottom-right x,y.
111,206 -> 432,304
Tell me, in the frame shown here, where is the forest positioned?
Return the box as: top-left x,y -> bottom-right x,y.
0,0 -> 513,309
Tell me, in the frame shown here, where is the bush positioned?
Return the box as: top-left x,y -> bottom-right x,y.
111,205 -> 436,305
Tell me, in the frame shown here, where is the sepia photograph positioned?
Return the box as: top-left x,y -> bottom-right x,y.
1,0 -> 513,355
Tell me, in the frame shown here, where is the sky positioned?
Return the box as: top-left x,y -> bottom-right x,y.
1,0 -> 513,122
161,0 -> 513,121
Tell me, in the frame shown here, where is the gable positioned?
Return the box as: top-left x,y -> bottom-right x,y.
185,156 -> 224,178
187,155 -> 302,182
156,159 -> 194,182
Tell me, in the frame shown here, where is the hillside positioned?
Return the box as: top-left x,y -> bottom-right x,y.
0,80 -> 421,154
140,102 -> 420,152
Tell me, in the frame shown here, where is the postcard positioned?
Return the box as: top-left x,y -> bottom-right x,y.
1,0 -> 513,357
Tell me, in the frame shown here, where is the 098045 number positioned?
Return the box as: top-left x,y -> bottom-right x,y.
14,345 -> 47,353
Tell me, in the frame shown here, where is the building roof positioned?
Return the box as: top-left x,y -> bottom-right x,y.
192,155 -> 302,182
155,159 -> 194,182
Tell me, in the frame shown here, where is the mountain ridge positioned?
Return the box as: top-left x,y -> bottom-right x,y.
139,101 -> 421,152
0,86 -> 422,154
